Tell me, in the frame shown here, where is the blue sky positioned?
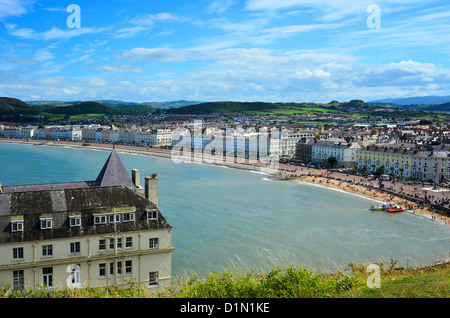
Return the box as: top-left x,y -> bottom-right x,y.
0,0 -> 449,103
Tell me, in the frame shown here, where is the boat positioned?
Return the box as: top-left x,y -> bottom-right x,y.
386,204 -> 406,213
370,205 -> 386,211
370,202 -> 392,211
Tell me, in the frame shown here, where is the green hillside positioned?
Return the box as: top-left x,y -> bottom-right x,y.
165,100 -> 369,115
0,97 -> 40,122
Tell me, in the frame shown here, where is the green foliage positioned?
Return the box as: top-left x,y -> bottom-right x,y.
1,263 -> 449,298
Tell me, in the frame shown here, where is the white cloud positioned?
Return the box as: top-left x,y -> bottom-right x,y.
0,0 -> 34,20
3,47 -> 449,103
8,25 -> 106,41
207,0 -> 236,14
90,64 -> 145,73
122,47 -> 207,62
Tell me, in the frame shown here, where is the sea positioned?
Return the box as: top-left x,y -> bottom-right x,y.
0,142 -> 449,278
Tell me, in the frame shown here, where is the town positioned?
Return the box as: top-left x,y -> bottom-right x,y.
1,109 -> 450,184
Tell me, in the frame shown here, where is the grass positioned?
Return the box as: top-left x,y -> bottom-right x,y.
1,262 -> 448,298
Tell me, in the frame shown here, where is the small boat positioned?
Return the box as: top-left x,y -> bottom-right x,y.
386,204 -> 406,213
370,205 -> 386,211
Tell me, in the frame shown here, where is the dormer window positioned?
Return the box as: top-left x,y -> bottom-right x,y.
69,215 -> 81,227
146,210 -> 158,220
11,216 -> 24,232
122,213 -> 135,222
40,215 -> 53,230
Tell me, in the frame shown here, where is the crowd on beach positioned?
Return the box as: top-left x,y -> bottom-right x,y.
274,164 -> 450,226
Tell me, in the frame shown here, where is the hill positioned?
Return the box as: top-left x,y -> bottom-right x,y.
26,100 -> 201,109
369,95 -> 450,106
43,101 -> 117,115
0,97 -> 40,122
165,100 -> 371,115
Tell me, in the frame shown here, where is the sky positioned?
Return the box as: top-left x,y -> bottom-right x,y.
0,0 -> 449,103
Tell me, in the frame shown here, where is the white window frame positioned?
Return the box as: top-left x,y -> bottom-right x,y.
40,216 -> 53,230
42,244 -> 53,257
108,214 -> 120,223
149,237 -> 159,250
146,210 -> 158,220
94,215 -> 107,225
70,242 -> 81,254
13,247 -> 24,260
122,213 -> 135,222
11,221 -> 24,232
69,216 -> 81,227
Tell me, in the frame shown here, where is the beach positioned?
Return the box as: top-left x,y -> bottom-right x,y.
1,138 -> 449,226
274,167 -> 450,226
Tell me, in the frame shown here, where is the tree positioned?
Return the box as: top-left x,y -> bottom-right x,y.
375,166 -> 385,175
327,156 -> 338,168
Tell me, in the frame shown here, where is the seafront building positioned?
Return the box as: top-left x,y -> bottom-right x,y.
0,149 -> 173,292
356,145 -> 416,177
311,139 -> 360,168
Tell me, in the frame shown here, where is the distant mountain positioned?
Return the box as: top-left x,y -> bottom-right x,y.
165,101 -> 284,114
43,101 -> 117,115
26,100 -> 201,109
369,95 -> 450,106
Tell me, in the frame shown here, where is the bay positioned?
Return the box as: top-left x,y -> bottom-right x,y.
0,142 -> 449,278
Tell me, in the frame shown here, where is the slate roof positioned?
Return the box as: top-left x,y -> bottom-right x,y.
95,150 -> 136,190
1,185 -> 150,216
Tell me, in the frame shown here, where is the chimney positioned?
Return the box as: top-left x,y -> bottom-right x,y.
132,169 -> 144,195
145,173 -> 158,207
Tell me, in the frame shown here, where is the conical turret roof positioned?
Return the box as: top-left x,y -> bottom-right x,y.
95,149 -> 136,190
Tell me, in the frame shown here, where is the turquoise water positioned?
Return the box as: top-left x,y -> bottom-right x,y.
1,143 -> 449,278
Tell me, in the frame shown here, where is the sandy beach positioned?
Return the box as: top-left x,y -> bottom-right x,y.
1,138 -> 449,226
273,167 -> 450,226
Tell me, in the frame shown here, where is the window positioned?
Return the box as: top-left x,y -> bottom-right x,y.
11,221 -> 24,232
13,270 -> 24,291
146,210 -> 157,220
42,267 -> 53,287
109,262 -> 115,276
13,247 -> 23,259
70,242 -> 80,254
117,237 -> 123,249
149,238 -> 159,250
99,263 -> 106,277
125,260 -> 132,274
99,239 -> 106,251
42,245 -> 53,257
109,238 -> 115,250
125,237 -> 133,248
69,216 -> 81,227
122,213 -> 135,222
117,261 -> 122,275
94,215 -> 107,225
109,214 -> 120,223
40,216 -> 53,230
149,272 -> 158,286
